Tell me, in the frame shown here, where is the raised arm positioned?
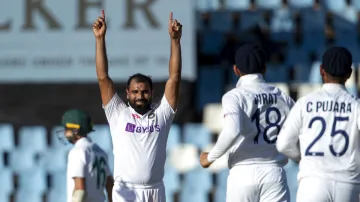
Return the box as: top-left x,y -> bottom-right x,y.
93,10 -> 116,106
164,12 -> 182,111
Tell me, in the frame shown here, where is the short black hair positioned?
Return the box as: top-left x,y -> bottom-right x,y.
127,73 -> 153,90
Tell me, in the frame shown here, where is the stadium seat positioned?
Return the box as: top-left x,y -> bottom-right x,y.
199,30 -> 226,55
164,162 -> 180,202
209,11 -> 234,32
288,0 -> 314,8
89,124 -> 112,152
18,126 -> 47,153
180,167 -> 212,202
15,191 -> 43,202
269,83 -> 290,96
239,11 -> 266,31
286,48 -> 310,67
302,32 -> 326,52
214,169 -> 229,202
9,149 -> 37,172
50,171 -> 67,193
167,125 -> 181,153
256,0 -> 282,9
203,103 -> 224,134
297,84 -> 322,99
332,15 -> 358,46
293,63 -> 313,82
18,168 -> 47,194
202,144 -> 229,172
196,0 -> 221,11
284,160 -> 299,202
43,148 -> 67,172
353,0 -> 360,10
301,8 -> 326,32
196,67 -> 224,112
0,168 -> 13,195
224,0 -> 250,10
183,123 -> 212,150
324,0 -> 347,13
169,144 -> 198,173
0,124 -> 15,152
264,64 -> 289,83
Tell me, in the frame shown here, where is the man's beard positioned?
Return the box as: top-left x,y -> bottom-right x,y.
128,98 -> 152,115
66,135 -> 75,144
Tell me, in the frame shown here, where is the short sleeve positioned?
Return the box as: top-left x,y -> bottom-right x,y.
157,95 -> 176,120
67,148 -> 86,178
103,93 -> 127,125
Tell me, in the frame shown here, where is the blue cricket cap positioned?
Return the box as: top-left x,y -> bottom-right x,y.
234,44 -> 267,74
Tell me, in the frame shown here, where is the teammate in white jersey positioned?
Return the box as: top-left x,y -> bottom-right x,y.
277,46 -> 360,202
92,10 -> 182,202
61,109 -> 113,202
200,44 -> 294,202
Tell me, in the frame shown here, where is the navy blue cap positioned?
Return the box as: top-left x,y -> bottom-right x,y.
235,44 -> 267,74
322,47 -> 352,77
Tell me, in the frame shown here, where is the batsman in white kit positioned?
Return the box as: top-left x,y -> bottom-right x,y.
60,109 -> 114,202
93,10 -> 182,202
200,44 -> 293,202
277,46 -> 360,202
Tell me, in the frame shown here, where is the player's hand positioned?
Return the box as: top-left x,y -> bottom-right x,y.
93,10 -> 107,39
200,152 -> 212,168
168,12 -> 182,40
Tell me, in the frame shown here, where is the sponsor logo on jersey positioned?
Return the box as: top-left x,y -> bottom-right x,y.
125,123 -> 160,133
132,114 -> 140,119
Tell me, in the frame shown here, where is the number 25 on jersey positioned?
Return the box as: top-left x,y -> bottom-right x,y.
306,116 -> 349,157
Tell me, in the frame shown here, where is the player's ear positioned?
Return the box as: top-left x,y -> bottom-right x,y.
320,65 -> 326,77
261,65 -> 267,74
233,65 -> 240,77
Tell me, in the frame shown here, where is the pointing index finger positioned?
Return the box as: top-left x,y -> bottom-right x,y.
102,10 -> 105,19
169,12 -> 173,23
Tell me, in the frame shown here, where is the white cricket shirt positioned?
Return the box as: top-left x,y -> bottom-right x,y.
208,74 -> 294,168
103,94 -> 176,185
277,83 -> 360,183
67,137 -> 112,202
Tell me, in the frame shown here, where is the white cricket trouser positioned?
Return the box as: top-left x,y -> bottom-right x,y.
297,177 -> 360,202
226,164 -> 290,202
112,181 -> 165,202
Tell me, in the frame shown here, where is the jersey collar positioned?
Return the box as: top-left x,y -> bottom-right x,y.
323,83 -> 347,92
128,104 -> 155,119
236,73 -> 265,87
74,137 -> 90,146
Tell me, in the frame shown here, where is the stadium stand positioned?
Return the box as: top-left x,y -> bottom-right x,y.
1,0 -> 360,201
